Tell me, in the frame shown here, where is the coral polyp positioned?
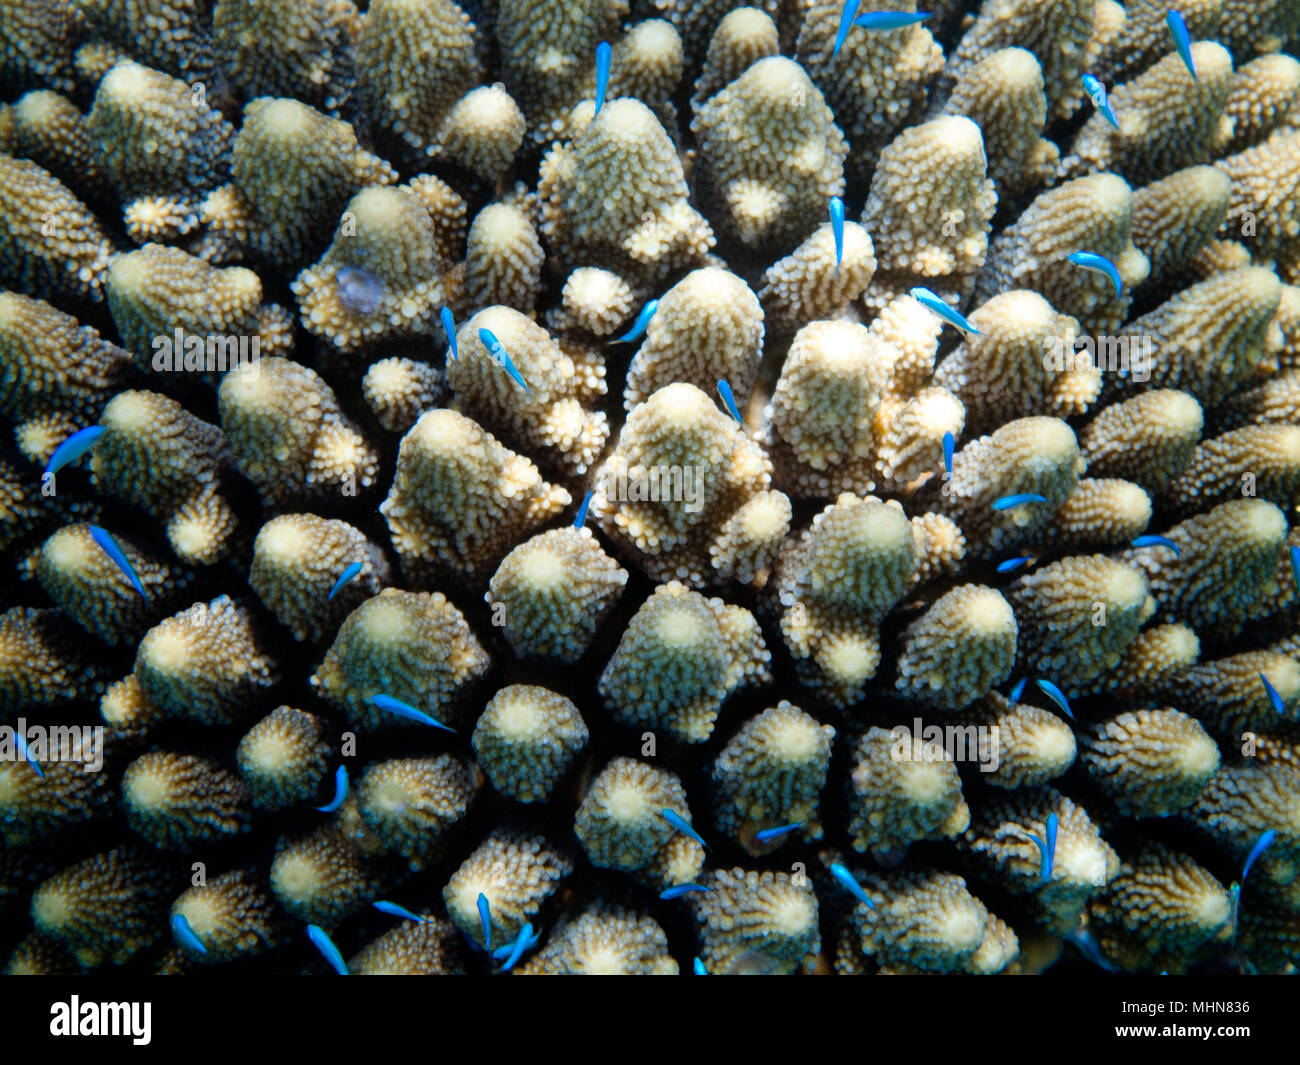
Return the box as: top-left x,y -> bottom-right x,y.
1,0 -> 1297,984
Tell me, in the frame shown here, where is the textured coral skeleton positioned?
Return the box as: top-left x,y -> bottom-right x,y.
0,0 -> 1298,980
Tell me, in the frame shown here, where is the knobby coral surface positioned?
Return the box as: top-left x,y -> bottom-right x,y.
0,0 -> 1297,981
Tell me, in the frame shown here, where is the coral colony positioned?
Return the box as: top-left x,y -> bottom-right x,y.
2,0 -> 1300,980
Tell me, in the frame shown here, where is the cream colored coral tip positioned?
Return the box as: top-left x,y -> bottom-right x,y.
519,547 -> 565,588
259,97 -> 315,136
746,56 -> 806,100
473,204 -> 531,245
987,47 -> 1041,83
257,518 -> 311,564
625,19 -> 680,58
14,89 -> 63,123
718,7 -> 777,40
926,115 -> 984,152
960,587 -> 1015,632
100,61 -> 152,103
1147,390 -> 1203,434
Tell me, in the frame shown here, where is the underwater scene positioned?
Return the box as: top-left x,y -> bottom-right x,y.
1,0 -> 1299,981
